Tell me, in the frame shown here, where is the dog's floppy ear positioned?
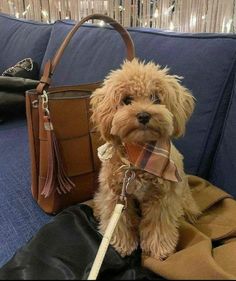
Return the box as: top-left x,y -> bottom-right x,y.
90,83 -> 118,141
163,75 -> 195,138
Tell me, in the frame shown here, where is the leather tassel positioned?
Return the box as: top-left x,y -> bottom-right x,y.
41,116 -> 75,198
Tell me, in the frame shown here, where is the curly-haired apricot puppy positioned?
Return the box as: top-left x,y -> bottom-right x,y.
90,59 -> 200,260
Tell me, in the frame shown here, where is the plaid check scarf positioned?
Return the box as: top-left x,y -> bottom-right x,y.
124,140 -> 182,182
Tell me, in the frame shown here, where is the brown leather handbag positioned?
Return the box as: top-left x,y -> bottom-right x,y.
26,14 -> 135,214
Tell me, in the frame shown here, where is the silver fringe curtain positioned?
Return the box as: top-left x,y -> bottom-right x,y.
0,0 -> 235,33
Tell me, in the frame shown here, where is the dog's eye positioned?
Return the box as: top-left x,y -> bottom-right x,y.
151,94 -> 161,104
122,96 -> 133,105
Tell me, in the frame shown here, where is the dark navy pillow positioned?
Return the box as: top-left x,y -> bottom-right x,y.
41,21 -> 236,183
0,13 -> 52,76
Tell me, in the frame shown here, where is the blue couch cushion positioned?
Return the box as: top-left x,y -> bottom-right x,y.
41,21 -> 236,181
0,118 -> 51,267
209,69 -> 236,197
0,13 -> 52,75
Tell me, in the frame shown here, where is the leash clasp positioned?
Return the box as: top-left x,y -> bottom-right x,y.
119,169 -> 136,210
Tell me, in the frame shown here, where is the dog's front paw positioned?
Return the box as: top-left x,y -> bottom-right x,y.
141,239 -> 176,260
111,239 -> 139,257
140,228 -> 178,260
111,235 -> 139,257
141,240 -> 176,260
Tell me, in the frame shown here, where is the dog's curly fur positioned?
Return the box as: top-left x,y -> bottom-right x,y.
90,59 -> 200,260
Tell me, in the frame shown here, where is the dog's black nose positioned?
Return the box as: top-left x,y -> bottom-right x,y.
137,112 -> 151,125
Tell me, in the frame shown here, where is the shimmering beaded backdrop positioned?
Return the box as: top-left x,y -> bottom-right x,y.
0,0 -> 235,33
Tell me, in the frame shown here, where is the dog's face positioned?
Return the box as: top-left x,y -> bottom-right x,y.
91,59 -> 194,143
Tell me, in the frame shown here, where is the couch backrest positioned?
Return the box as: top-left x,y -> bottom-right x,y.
41,20 -> 236,195
0,13 -> 52,76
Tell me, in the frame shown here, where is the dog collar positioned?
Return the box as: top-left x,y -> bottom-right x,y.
97,140 -> 181,182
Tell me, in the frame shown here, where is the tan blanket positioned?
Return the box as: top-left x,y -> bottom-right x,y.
142,175 -> 236,280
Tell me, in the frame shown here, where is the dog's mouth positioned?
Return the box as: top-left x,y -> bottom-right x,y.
114,125 -> 162,143
129,125 -> 161,142
126,124 -> 160,135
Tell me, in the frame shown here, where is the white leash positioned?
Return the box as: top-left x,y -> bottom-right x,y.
87,203 -> 125,280
87,170 -> 135,280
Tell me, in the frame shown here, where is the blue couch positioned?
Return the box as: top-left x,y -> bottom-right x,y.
0,12 -> 236,267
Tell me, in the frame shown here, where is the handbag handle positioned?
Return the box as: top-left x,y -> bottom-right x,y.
37,14 -> 135,94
